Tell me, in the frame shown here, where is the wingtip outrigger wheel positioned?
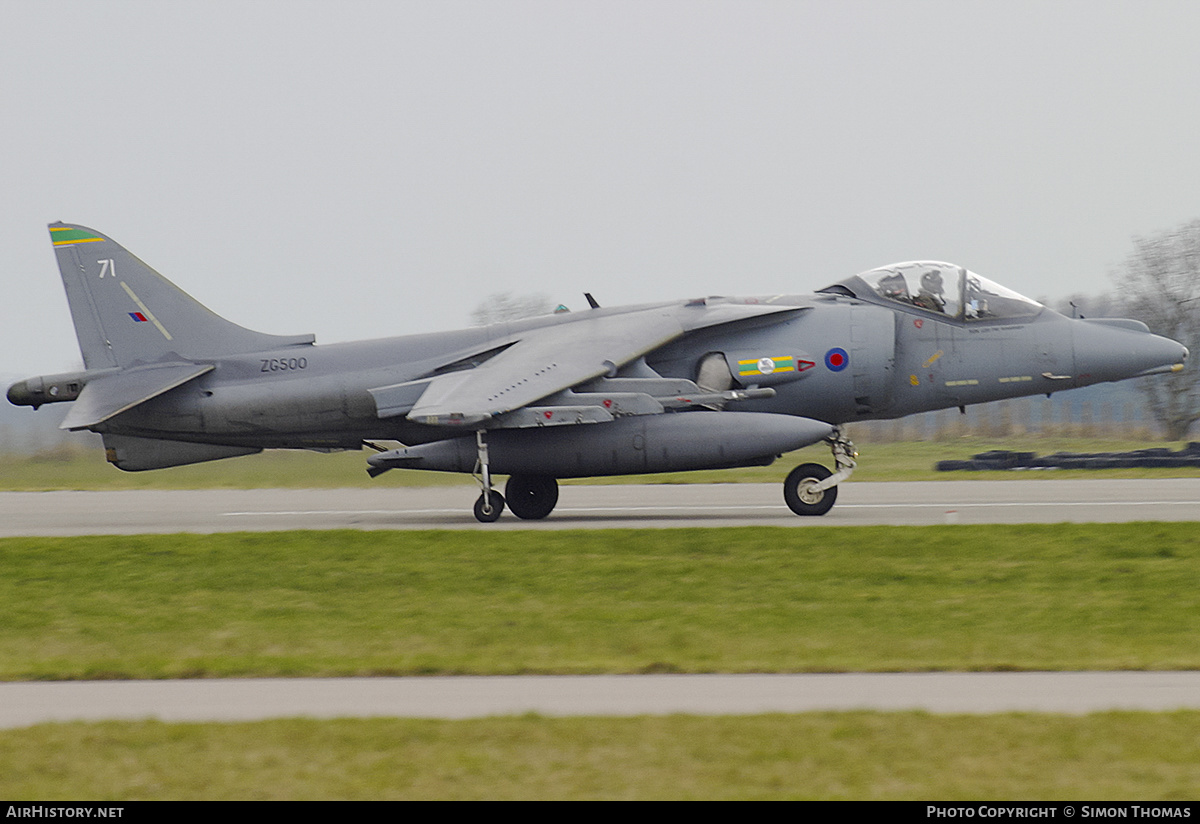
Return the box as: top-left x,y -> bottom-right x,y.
472,429 -> 505,523
474,491 -> 505,523
783,427 -> 857,517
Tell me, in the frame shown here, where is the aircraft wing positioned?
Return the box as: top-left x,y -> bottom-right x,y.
60,363 -> 214,430
391,302 -> 803,427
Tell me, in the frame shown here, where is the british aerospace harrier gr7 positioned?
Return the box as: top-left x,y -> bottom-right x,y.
7,223 -> 1188,521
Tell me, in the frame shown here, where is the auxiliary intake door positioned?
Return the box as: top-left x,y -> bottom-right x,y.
850,303 -> 896,415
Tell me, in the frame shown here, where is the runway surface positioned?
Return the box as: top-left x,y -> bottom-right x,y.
5,672 -> 1200,728
3,478 -> 1200,535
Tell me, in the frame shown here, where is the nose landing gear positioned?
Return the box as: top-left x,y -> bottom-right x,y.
783,427 -> 856,517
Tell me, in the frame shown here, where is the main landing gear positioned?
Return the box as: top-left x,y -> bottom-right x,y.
783,427 -> 857,517
471,430 -> 560,523
505,474 -> 559,520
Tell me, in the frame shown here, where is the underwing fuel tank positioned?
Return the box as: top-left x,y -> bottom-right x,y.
369,412 -> 834,478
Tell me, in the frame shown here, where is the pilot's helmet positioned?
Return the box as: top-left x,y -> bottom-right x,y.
921,270 -> 944,293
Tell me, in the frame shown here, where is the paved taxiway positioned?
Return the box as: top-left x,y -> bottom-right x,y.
3,478 -> 1200,535
5,672 -> 1200,728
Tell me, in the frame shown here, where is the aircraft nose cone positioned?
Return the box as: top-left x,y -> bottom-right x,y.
1153,337 -> 1189,371
1072,319 -> 1188,385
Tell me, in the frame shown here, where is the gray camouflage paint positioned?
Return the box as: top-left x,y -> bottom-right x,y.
7,224 -> 1188,511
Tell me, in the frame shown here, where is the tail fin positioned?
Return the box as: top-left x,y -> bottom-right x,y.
49,223 -> 314,368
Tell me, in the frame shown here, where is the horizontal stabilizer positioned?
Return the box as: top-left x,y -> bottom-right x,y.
60,363 -> 214,430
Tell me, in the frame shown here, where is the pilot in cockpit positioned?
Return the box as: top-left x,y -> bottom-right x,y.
914,269 -> 946,313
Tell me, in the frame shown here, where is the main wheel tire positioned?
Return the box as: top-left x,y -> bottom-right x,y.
473,492 -> 506,523
505,475 -> 559,520
783,463 -> 838,516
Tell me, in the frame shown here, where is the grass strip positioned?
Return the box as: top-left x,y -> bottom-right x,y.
2,712 -> 1198,800
3,525 -> 1199,679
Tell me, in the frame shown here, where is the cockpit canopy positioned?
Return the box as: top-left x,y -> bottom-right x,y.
825,262 -> 1044,322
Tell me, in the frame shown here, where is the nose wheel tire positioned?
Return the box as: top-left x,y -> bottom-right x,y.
783,463 -> 837,516
473,492 -> 506,523
505,475 -> 559,520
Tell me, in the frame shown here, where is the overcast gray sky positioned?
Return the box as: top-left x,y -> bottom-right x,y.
4,0 -> 1200,377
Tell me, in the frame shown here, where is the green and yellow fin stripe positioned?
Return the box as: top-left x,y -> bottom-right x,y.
50,226 -> 105,246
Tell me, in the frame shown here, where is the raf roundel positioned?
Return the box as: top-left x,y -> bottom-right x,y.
824,347 -> 849,372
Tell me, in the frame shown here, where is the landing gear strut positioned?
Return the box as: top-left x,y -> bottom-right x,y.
783,427 -> 857,517
472,430 -> 505,523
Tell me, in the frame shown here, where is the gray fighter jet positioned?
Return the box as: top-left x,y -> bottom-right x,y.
8,223 -> 1188,521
